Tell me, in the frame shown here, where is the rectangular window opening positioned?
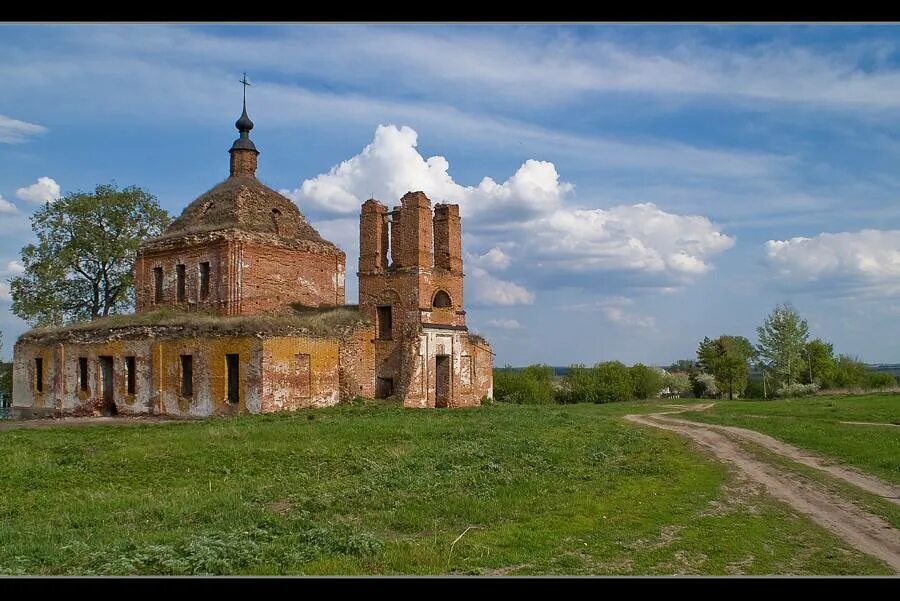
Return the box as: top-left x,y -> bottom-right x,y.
126,356 -> 136,395
79,357 -> 88,392
376,305 -> 392,340
226,354 -> 239,404
153,267 -> 163,302
199,262 -> 210,300
180,354 -> 193,397
176,264 -> 186,302
34,357 -> 43,393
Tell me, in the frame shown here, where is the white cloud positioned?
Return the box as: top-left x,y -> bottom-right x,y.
469,267 -> 535,307
57,27 -> 900,111
0,195 -> 19,215
288,125 -> 733,296
601,305 -> 656,330
764,229 -> 900,297
284,124 -> 572,218
15,177 -> 61,204
487,319 -> 523,330
0,282 -> 10,302
6,260 -> 25,274
562,296 -> 656,329
0,114 -> 46,144
469,247 -> 512,271
528,203 -> 735,279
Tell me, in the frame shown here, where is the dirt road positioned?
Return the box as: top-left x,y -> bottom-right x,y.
624,404 -> 900,572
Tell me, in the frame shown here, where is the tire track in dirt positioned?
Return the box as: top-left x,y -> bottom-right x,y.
624,404 -> 900,572
668,415 -> 900,504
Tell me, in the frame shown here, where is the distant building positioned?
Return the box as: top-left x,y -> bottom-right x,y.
12,90 -> 492,418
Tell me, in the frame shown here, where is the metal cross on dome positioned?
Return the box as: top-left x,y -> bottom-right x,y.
239,72 -> 251,105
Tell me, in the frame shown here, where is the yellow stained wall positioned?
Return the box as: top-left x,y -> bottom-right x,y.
155,336 -> 262,416
261,337 -> 340,410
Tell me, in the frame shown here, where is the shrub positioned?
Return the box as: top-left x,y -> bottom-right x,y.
591,361 -> 634,403
492,364 -> 556,405
630,363 -> 663,400
832,354 -> 869,388
865,372 -> 897,390
693,373 -> 719,398
775,382 -> 820,398
559,361 -> 635,404
559,363 -> 600,404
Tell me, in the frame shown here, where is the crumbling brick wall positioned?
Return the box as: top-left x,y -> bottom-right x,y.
135,232 -> 346,316
240,242 -> 346,313
338,325 -> 376,401
357,191 -> 491,407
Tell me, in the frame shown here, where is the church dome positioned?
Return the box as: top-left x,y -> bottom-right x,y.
158,176 -> 337,250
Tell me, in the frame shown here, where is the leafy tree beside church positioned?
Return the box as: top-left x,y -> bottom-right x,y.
10,183 -> 170,327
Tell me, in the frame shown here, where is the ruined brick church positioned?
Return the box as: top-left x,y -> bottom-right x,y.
12,95 -> 493,417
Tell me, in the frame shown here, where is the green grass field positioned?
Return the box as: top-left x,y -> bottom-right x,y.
0,399 -> 892,575
680,394 -> 900,485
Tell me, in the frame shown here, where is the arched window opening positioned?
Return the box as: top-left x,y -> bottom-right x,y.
433,290 -> 452,308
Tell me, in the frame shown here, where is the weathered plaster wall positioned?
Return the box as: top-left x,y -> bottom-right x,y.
12,343 -> 58,416
13,333 -> 356,417
154,336 -> 263,416
260,337 -> 340,410
403,328 -> 490,408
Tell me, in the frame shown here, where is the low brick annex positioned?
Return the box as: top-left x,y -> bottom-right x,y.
12,96 -> 493,418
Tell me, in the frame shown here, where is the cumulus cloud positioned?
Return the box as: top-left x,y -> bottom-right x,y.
487,319 -> 523,330
15,176 -> 61,204
283,124 -> 572,219
468,247 -> 513,271
0,114 -> 46,144
563,296 -> 656,329
469,266 -> 535,306
764,229 -> 900,297
601,305 -> 656,330
528,204 -> 735,279
0,195 -> 18,215
287,124 -> 733,298
6,260 -> 25,274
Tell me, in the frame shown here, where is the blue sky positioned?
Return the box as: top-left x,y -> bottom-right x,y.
2,23 -> 900,365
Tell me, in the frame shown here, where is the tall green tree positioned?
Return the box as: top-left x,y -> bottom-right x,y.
803,338 -> 836,387
697,335 -> 755,400
755,303 -> 810,388
10,184 -> 170,327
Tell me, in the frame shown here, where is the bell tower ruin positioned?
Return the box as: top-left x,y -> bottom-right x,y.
358,191 -> 491,407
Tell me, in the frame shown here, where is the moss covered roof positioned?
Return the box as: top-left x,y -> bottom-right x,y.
18,306 -> 369,345
152,176 -> 337,250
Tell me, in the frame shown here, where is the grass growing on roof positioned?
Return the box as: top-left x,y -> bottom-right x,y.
18,305 -> 369,344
